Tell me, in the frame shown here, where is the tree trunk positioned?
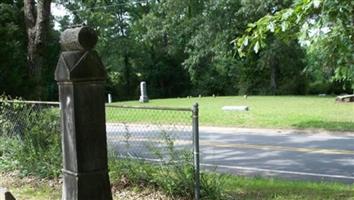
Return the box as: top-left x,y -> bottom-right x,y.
270,64 -> 277,94
123,54 -> 131,96
24,0 -> 51,98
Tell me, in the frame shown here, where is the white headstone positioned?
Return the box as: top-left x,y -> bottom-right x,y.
108,93 -> 112,103
139,81 -> 149,103
222,106 -> 249,111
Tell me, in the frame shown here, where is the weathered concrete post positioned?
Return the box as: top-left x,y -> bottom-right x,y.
139,81 -> 149,103
55,26 -> 112,200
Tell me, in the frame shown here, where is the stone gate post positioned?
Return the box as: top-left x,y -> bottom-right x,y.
55,26 -> 112,200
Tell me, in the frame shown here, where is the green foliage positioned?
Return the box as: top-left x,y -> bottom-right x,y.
2,0 -> 351,98
235,0 -> 354,90
56,0 -> 314,97
109,128 -> 226,199
0,1 -> 28,97
109,156 -> 227,200
0,97 -> 61,178
0,1 -> 60,100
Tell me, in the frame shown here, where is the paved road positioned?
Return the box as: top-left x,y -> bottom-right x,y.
106,124 -> 354,183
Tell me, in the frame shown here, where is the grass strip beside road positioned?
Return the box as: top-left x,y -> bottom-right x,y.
108,96 -> 354,132
1,172 -> 354,200
223,175 -> 354,200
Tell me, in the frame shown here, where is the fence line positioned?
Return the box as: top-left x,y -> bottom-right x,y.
3,100 -> 60,105
106,104 -> 193,112
0,99 -> 201,200
2,100 -> 192,111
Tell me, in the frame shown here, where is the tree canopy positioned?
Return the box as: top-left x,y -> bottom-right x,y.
0,0 -> 352,100
235,0 -> 354,91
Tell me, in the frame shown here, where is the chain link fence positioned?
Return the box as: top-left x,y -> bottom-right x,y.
0,101 -> 197,163
105,105 -> 193,160
0,100 -> 200,199
0,100 -> 60,138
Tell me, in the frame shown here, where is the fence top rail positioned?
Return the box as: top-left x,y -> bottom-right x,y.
0,100 -> 60,106
106,104 -> 193,112
1,100 -> 193,112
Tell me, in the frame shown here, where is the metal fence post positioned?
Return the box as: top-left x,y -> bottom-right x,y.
192,103 -> 200,200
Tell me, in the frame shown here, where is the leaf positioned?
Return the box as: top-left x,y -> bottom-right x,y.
268,22 -> 275,32
313,0 -> 321,9
253,41 -> 260,53
243,37 -> 249,46
281,21 -> 287,32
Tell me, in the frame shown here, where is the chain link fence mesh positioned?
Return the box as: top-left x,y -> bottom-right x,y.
0,100 -> 194,163
1,100 -> 199,198
0,100 -> 60,138
105,105 -> 193,162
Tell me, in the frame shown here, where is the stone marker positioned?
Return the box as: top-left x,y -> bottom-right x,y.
0,188 -> 16,200
55,26 -> 112,200
336,94 -> 354,103
108,93 -> 112,103
222,106 -> 249,111
139,81 -> 149,103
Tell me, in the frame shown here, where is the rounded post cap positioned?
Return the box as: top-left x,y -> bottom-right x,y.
60,26 -> 98,51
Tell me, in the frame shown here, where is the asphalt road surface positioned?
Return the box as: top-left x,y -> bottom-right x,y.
106,123 -> 354,183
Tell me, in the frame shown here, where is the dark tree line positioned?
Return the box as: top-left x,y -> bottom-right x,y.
0,0 -> 351,100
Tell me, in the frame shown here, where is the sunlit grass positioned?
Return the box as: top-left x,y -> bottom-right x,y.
108,96 -> 354,131
3,167 -> 354,200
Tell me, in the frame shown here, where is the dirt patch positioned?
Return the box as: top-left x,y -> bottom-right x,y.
0,172 -> 175,200
113,188 -> 172,200
0,172 -> 60,190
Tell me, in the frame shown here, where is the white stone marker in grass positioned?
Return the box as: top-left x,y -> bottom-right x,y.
222,106 -> 249,111
108,93 -> 112,103
139,81 -> 149,103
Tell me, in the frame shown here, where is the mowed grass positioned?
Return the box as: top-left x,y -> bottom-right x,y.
222,175 -> 354,200
108,96 -> 354,131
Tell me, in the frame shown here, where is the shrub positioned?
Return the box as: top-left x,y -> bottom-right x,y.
108,130 -> 227,200
0,96 -> 61,178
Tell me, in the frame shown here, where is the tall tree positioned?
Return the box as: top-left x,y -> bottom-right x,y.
24,0 -> 52,97
235,0 -> 354,91
0,0 -> 28,96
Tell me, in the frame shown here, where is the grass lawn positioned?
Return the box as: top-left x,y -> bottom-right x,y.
108,96 -> 354,131
2,172 -> 354,200
222,175 -> 354,200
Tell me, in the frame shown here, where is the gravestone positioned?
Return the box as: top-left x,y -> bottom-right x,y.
222,106 -> 249,111
108,93 -> 112,103
0,188 -> 15,200
139,81 -> 149,103
336,94 -> 354,103
55,26 -> 112,200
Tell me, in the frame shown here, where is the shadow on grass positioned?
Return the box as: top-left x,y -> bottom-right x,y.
293,120 -> 354,132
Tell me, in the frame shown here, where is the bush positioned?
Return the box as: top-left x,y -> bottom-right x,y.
109,155 -> 227,200
108,130 -> 227,200
0,96 -> 61,178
